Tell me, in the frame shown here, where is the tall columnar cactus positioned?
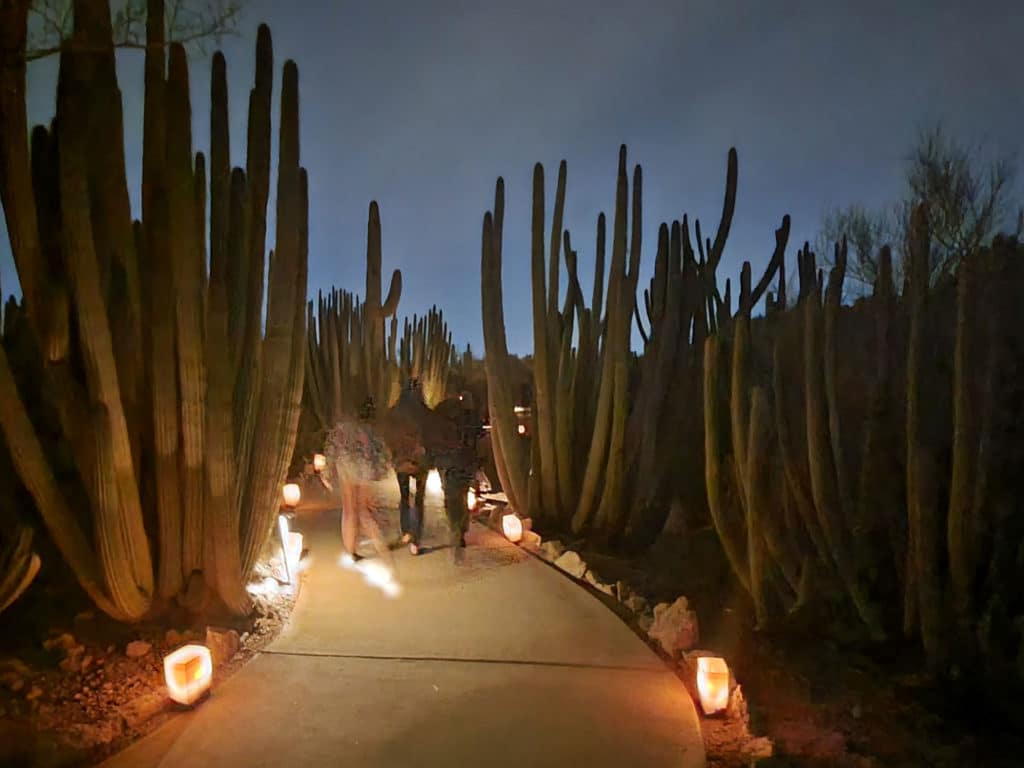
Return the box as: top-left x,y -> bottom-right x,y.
364,202 -> 403,408
481,180 -> 530,513
0,2 -> 307,620
304,206 -> 404,426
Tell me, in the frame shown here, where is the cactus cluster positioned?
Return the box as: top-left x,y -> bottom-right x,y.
398,306 -> 457,408
480,141 -> 1023,675
0,1 -> 307,620
305,203 -> 403,426
307,270 -> 460,427
481,146 -> 779,545
707,209 -> 1023,668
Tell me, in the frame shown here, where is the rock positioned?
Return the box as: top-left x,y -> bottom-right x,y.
584,570 -> 615,597
206,627 -> 240,666
25,686 -> 43,701
539,540 -> 565,561
125,641 -> 152,659
9,678 -> 24,693
59,656 -> 81,674
554,551 -> 587,579
637,613 -> 654,633
647,596 -> 699,658
520,530 -> 542,550
43,633 -> 77,654
624,594 -> 649,614
725,683 -> 747,722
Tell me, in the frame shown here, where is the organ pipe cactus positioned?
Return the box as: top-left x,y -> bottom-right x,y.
0,2 -> 307,620
304,205 -> 405,426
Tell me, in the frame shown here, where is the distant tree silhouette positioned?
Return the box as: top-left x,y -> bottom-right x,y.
820,123 -> 1018,297
23,0 -> 244,61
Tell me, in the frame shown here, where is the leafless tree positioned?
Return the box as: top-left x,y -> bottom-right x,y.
820,124 -> 1018,295
25,0 -> 244,61
817,204 -> 902,298
900,124 -> 1016,282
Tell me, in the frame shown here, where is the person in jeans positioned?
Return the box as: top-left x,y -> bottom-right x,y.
395,461 -> 428,554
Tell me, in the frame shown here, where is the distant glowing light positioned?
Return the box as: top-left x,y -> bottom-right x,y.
426,469 -> 443,495
467,487 -> 477,511
517,424 -> 526,435
313,453 -> 327,472
164,644 -> 212,706
282,483 -> 301,508
513,406 -> 528,413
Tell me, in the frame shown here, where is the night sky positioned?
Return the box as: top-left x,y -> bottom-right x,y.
2,0 -> 1021,355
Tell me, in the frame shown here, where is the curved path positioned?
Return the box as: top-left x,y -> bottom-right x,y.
103,476 -> 705,767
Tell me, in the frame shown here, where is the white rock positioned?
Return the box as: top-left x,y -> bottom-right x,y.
553,551 -> 587,579
647,596 -> 699,657
205,627 -> 240,666
539,540 -> 565,561
520,530 -> 542,550
584,570 -> 615,597
125,640 -> 152,659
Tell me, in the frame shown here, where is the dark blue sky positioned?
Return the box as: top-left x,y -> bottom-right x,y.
3,0 -> 1021,355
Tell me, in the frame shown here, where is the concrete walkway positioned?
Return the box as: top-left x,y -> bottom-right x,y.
102,476 -> 705,767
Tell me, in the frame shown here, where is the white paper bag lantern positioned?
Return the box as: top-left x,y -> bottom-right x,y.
282,483 -> 301,508
502,513 -> 523,543
164,644 -> 213,706
696,656 -> 730,715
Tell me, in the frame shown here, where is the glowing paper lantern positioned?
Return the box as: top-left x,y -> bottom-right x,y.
282,483 -> 301,508
696,656 -> 730,715
164,644 -> 213,706
502,513 -> 523,543
467,487 -> 478,511
313,453 -> 327,472
426,469 -> 443,495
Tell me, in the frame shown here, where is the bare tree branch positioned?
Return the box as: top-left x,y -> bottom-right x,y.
22,0 -> 244,62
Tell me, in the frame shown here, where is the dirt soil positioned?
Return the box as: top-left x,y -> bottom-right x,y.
575,526 -> 1024,768
0,555 -> 298,768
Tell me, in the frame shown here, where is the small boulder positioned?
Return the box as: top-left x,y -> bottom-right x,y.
584,570 -> 615,597
648,597 -> 699,657
43,633 -> 77,654
206,627 -> 240,666
520,530 -> 542,550
624,594 -> 649,615
554,551 -> 587,579
539,540 -> 565,561
25,686 -> 43,701
637,613 -> 654,633
125,640 -> 152,659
